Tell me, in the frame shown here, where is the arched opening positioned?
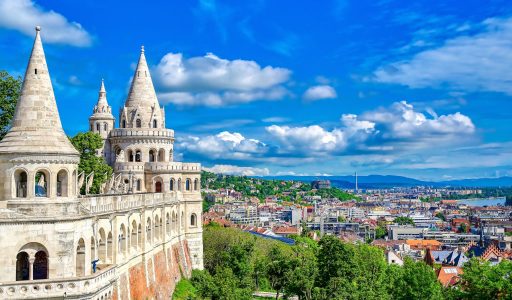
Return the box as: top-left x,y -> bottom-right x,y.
158,149 -> 165,162
14,169 -> 28,198
119,224 -> 127,255
136,119 -> 141,128
194,179 -> 199,191
172,211 -> 177,233
146,218 -> 152,245
33,251 -> 48,280
90,236 -> 96,262
155,181 -> 162,193
16,252 -> 29,281
131,220 -> 137,252
136,179 -> 142,191
104,123 -> 108,131
90,124 -> 93,131
170,178 -> 175,191
98,229 -> 106,263
35,170 -> 49,197
185,179 -> 191,191
181,211 -> 185,228
153,119 -> 158,128
154,215 -> 161,241
122,120 -> 126,128
137,224 -> 143,249
191,213 -> 197,227
127,149 -> 134,162
76,238 -> 86,277
166,213 -> 171,237
169,149 -> 173,162
149,149 -> 156,162
178,178 -> 182,191
135,150 -> 142,162
56,169 -> 68,197
107,232 -> 113,263
96,123 -> 100,131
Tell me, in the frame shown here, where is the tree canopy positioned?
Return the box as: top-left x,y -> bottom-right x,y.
0,71 -> 22,140
70,132 -> 112,194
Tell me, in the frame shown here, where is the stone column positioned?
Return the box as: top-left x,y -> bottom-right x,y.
28,257 -> 35,280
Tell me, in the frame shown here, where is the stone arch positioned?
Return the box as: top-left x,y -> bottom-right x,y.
127,149 -> 134,162
107,232 -> 113,263
122,119 -> 126,128
194,178 -> 199,191
191,213 -> 197,227
103,122 -> 108,131
185,178 -> 191,191
16,252 -> 29,281
136,119 -> 142,128
149,149 -> 156,162
72,169 -> 77,196
76,238 -> 86,277
170,178 -> 175,191
178,178 -> 182,191
172,211 -> 177,233
169,149 -> 173,162
91,236 -> 96,261
158,149 -> 165,162
13,168 -> 28,198
135,149 -> 142,162
96,122 -> 100,131
154,215 -> 161,241
137,223 -> 143,249
153,119 -> 158,128
154,177 -> 162,193
98,228 -> 106,263
146,217 -> 152,245
33,250 -> 48,280
56,169 -> 68,197
131,220 -> 137,251
119,224 -> 127,255
136,179 -> 142,191
166,212 -> 171,237
35,169 -> 50,197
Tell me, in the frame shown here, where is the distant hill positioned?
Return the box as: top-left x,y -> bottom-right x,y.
260,175 -> 512,188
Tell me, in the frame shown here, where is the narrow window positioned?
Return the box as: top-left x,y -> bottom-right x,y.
34,69 -> 37,74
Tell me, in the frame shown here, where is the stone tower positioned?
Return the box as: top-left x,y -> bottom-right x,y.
89,79 -> 115,160
0,26 -> 80,215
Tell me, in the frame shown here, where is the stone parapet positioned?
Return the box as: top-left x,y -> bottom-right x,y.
145,162 -> 201,173
109,128 -> 174,139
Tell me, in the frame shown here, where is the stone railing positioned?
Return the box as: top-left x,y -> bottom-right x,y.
0,265 -> 116,299
80,192 -> 179,215
145,162 -> 201,172
115,162 -> 145,172
110,128 -> 174,138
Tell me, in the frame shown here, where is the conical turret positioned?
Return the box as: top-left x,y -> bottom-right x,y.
0,27 -> 78,156
90,79 -> 115,140
124,46 -> 160,108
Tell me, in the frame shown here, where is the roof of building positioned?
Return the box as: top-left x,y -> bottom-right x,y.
437,266 -> 463,287
90,79 -> 114,119
0,27 -> 79,156
124,46 -> 160,109
406,239 -> 442,248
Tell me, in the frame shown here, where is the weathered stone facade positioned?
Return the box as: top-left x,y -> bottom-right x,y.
0,27 -> 203,299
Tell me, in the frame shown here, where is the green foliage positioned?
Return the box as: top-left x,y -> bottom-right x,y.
172,277 -> 198,300
375,226 -> 387,239
456,258 -> 512,300
394,216 -> 415,226
70,132 -> 112,194
506,195 -> 512,206
388,258 -> 443,300
0,71 -> 22,140
435,212 -> 446,221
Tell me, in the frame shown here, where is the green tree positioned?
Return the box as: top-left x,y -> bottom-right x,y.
458,258 -> 512,299
285,237 -> 318,300
69,132 -> 112,194
394,216 -> 415,226
0,71 -> 22,140
267,245 -> 292,299
389,258 -> 443,300
375,226 -> 387,239
435,212 -> 446,221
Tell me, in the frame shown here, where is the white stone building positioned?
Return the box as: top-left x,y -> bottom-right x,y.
0,27 -> 203,299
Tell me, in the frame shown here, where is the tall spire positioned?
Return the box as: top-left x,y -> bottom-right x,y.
96,79 -> 109,108
124,45 -> 160,108
0,27 -> 78,156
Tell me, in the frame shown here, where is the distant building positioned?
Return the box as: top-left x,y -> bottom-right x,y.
311,180 -> 331,189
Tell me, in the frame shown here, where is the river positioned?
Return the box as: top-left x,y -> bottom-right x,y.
457,197 -> 506,207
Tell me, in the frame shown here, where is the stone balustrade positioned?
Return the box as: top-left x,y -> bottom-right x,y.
110,128 -> 174,138
80,192 -> 179,215
115,162 -> 145,172
145,162 -> 201,172
0,265 -> 116,299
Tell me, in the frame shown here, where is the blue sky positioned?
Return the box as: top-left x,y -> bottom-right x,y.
1,0 -> 512,180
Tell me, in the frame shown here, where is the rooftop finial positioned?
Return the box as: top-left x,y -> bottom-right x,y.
35,26 -> 41,32
141,45 -> 145,53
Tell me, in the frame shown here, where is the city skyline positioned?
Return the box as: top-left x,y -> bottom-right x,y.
1,0 -> 511,180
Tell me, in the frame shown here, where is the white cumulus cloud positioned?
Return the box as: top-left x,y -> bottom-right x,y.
0,0 -> 92,46
372,17 -> 512,95
203,164 -> 270,176
154,52 -> 291,106
302,85 -> 337,100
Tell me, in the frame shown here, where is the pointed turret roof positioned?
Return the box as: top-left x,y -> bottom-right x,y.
91,79 -> 113,117
0,27 -> 79,156
124,46 -> 160,108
